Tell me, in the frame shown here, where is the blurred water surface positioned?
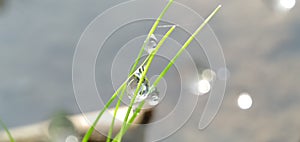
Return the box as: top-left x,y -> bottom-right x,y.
1,0 -> 300,141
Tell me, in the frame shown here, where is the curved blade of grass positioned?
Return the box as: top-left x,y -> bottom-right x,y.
84,2 -> 220,142
106,1 -> 174,141
82,82 -> 125,142
83,25 -> 174,142
106,85 -> 126,142
0,117 -> 15,142
113,100 -> 145,140
152,5 -> 222,88
82,56 -> 152,142
129,0 -> 174,74
114,5 -> 222,140
114,25 -> 176,142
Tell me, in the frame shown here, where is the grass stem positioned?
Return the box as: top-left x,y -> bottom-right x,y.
0,117 -> 15,142
83,2 -> 221,142
114,25 -> 176,142
152,5 -> 222,87
82,57 -> 151,142
113,4 -> 222,140
106,0 -> 174,141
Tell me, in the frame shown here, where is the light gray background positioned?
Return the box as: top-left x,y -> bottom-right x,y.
1,0 -> 300,141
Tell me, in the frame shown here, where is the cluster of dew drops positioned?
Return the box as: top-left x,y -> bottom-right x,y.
126,34 -> 160,107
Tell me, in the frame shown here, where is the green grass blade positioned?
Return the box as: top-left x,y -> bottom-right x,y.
114,4 -> 222,140
82,83 -> 125,142
84,2 -> 220,142
106,85 -> 126,142
114,25 -> 176,142
129,0 -> 174,74
82,59 -> 150,142
152,5 -> 222,87
82,39 -> 165,142
113,100 -> 145,140
0,117 -> 15,142
106,1 -> 174,141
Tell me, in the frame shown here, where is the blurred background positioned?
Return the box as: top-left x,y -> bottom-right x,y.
1,0 -> 300,141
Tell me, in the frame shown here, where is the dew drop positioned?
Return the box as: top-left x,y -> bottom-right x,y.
147,88 -> 160,106
127,70 -> 150,103
145,34 -> 158,54
149,95 -> 159,106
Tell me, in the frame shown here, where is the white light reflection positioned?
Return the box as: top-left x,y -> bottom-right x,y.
279,0 -> 296,9
65,135 -> 78,142
237,93 -> 253,110
197,80 -> 211,95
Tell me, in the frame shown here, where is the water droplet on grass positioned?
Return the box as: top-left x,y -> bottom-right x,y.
127,70 -> 150,103
149,95 -> 159,106
147,88 -> 160,106
145,34 -> 158,54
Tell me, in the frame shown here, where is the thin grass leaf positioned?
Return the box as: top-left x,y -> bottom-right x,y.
106,85 -> 126,142
0,117 -> 15,142
129,0 -> 174,74
113,100 -> 145,140
114,25 -> 176,142
114,5 -> 222,140
84,2 -> 220,142
106,1 -> 174,141
82,58 -> 152,142
82,29 -> 171,142
152,5 -> 222,87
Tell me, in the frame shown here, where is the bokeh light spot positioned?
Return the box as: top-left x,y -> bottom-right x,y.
279,0 -> 296,9
237,93 -> 253,110
202,69 -> 216,82
65,135 -> 78,142
197,80 -> 211,95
